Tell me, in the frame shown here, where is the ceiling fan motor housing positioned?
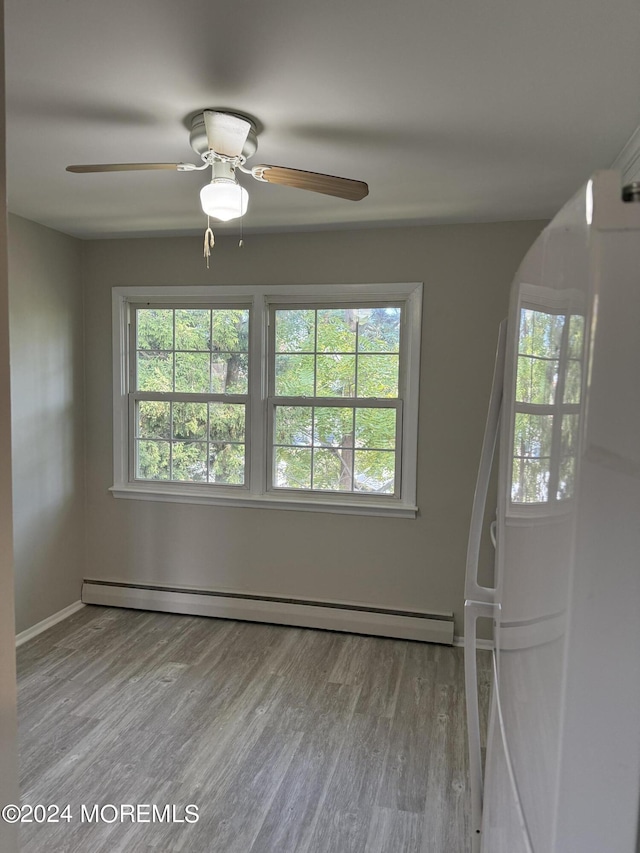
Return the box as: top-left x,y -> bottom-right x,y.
189,110 -> 258,160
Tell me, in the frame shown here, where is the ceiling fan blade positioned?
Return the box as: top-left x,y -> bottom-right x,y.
254,165 -> 369,201
66,163 -> 182,173
203,111 -> 251,158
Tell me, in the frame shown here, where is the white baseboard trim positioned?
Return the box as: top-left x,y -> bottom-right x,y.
453,635 -> 494,650
16,600 -> 86,648
82,581 -> 454,645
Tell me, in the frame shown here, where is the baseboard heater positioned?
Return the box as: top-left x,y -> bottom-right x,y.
82,580 -> 454,645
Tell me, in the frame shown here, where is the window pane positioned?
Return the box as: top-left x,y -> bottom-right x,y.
137,309 -> 173,350
316,309 -> 357,353
173,402 -> 207,440
518,309 -> 564,358
209,403 -> 245,442
137,351 -> 173,392
356,354 -> 399,398
355,408 -> 396,449
357,307 -> 401,353
137,401 -> 170,439
275,406 -> 312,446
175,352 -> 210,393
212,309 -> 249,352
513,413 -> 553,458
316,355 -> 355,396
314,407 -> 354,448
171,442 -> 207,482
175,309 -> 210,351
275,310 -> 315,353
354,450 -> 395,494
516,356 -> 558,405
137,440 -> 170,480
563,360 -> 581,404
275,354 -> 315,396
511,458 -> 550,503
274,447 -> 312,489
209,443 -> 245,485
313,448 -> 352,491
212,353 -> 248,394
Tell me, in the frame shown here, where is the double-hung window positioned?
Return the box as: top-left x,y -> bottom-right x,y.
269,304 -> 401,496
112,283 -> 422,517
131,304 -> 250,486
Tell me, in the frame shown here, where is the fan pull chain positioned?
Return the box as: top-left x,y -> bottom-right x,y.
203,216 -> 215,268
239,212 -> 244,248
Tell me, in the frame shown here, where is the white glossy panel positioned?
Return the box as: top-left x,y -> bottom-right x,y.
494,639 -> 564,850
552,230 -> 640,852
493,181 -> 590,852
481,687 -> 530,853
490,173 -> 640,852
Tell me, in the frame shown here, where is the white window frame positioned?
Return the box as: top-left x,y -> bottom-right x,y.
111,283 -> 422,518
129,301 -> 252,491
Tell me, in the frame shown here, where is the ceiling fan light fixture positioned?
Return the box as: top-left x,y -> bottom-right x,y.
200,178 -> 249,222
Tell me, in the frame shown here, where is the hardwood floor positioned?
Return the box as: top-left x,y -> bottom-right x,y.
16,606 -> 490,852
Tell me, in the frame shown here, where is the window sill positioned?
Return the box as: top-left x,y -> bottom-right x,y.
109,484 -> 418,518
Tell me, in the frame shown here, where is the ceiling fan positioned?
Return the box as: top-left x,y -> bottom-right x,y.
66,109 -> 369,226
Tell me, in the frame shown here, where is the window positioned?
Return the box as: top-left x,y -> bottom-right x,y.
269,306 -> 401,496
132,306 -> 249,485
510,292 -> 585,510
112,283 -> 422,517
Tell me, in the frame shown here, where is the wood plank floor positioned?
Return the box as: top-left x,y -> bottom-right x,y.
16,605 -> 491,853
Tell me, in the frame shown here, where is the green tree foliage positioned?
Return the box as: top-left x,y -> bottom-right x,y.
134,305 -> 403,494
273,307 -> 400,494
136,309 -> 247,484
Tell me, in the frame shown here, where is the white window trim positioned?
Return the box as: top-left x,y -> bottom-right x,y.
111,283 -> 422,518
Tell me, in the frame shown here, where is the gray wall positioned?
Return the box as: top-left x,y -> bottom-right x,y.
0,4 -> 21,846
83,221 -> 543,634
8,214 -> 85,634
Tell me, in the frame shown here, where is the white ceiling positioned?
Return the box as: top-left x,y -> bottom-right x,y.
5,0 -> 640,239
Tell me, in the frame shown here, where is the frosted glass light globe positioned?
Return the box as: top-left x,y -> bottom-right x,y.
200,179 -> 249,222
